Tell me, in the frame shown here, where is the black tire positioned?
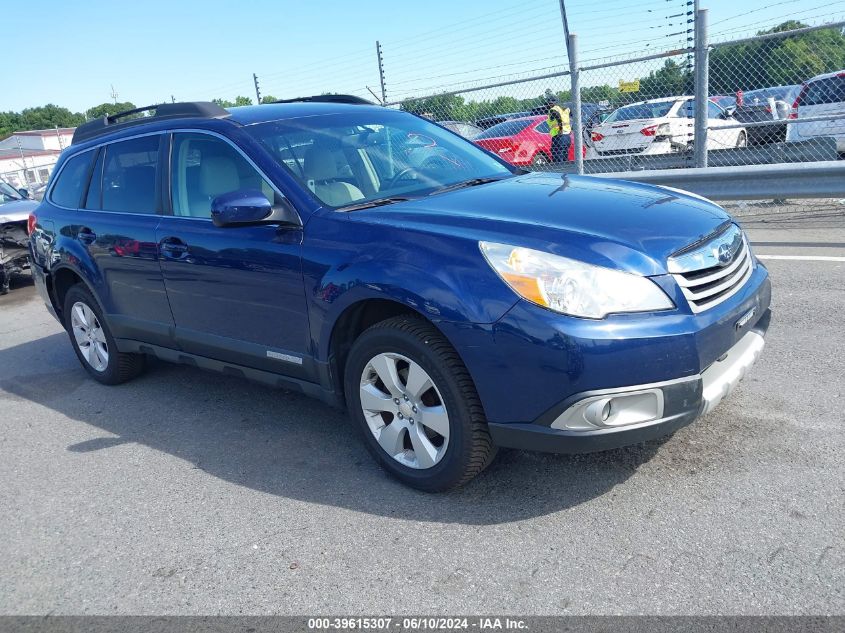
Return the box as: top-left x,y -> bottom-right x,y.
344,315 -> 496,491
63,284 -> 145,385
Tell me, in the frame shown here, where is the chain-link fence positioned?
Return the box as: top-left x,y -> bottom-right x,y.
386,14 -> 845,179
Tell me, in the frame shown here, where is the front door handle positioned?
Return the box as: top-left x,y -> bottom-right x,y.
159,237 -> 189,259
78,227 -> 97,245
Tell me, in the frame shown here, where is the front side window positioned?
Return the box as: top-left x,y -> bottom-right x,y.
245,109 -> 512,208
50,151 -> 94,208
99,135 -> 160,214
170,133 -> 275,219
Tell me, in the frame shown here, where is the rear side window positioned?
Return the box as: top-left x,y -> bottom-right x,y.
50,151 -> 94,208
800,76 -> 845,106
99,135 -> 161,214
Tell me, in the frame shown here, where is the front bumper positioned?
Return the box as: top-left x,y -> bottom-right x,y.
488,308 -> 770,454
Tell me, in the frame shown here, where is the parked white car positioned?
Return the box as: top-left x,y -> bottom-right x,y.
786,70 -> 845,151
587,96 -> 747,158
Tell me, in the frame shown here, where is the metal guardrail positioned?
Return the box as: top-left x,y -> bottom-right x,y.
557,138 -> 840,174
585,160 -> 845,200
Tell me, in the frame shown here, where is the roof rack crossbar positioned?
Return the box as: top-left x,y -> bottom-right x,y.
72,101 -> 230,145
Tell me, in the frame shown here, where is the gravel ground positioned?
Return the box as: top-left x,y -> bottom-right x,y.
0,203 -> 843,615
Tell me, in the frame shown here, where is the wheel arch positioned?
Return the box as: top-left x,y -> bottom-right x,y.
326,298 -> 465,406
49,265 -> 99,321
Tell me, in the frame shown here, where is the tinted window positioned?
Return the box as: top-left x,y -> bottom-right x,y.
800,76 -> 845,106
101,135 -> 160,214
84,149 -> 104,209
50,151 -> 94,208
170,133 -> 274,218
475,118 -> 535,139
605,101 -> 675,122
535,120 -> 550,134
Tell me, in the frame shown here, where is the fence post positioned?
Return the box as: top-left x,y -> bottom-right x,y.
568,32 -> 584,175
376,41 -> 388,104
694,8 -> 709,168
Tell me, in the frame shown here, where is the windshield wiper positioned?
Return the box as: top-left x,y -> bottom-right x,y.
428,176 -> 506,196
339,196 -> 415,211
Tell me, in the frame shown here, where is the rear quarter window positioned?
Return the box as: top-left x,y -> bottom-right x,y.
50,151 -> 94,208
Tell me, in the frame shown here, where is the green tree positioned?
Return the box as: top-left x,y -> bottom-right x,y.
17,104 -> 85,131
260,95 -> 279,104
710,21 -> 845,93
85,102 -> 138,119
212,96 -> 254,107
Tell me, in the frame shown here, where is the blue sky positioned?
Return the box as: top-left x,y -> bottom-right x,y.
9,0 -> 845,113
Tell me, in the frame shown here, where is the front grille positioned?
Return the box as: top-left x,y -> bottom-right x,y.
671,233 -> 754,313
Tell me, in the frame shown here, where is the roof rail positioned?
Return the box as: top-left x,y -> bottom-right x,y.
72,101 -> 230,145
271,94 -> 374,105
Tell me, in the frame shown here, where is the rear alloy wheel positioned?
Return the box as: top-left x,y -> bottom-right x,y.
63,284 -> 145,385
70,301 -> 110,372
344,316 -> 496,491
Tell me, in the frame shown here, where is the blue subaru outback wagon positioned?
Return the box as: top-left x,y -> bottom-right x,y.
28,97 -> 771,490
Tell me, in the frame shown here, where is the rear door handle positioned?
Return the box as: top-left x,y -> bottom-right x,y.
159,237 -> 189,259
78,227 -> 96,245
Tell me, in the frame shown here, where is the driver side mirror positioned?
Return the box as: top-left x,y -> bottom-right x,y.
722,106 -> 737,118
17,188 -> 30,199
210,189 -> 301,228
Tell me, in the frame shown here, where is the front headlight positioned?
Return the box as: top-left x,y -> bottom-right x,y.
479,242 -> 674,319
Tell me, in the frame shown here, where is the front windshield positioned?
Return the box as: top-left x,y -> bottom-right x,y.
245,109 -> 513,208
0,181 -> 23,204
604,101 -> 674,123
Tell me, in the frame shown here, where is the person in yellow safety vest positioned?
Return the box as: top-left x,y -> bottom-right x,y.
547,97 -> 572,163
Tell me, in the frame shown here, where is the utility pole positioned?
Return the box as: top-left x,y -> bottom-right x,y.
253,73 -> 262,104
376,41 -> 387,104
171,95 -> 176,103
110,84 -> 118,104
16,137 -> 30,187
558,0 -> 571,64
54,125 -> 64,150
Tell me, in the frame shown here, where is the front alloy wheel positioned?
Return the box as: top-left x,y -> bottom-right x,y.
359,352 -> 450,469
344,316 -> 496,491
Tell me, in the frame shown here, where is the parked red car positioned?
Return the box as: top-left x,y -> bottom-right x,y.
474,115 -> 583,167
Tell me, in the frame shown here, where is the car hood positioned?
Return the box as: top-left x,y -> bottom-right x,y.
354,173 -> 731,276
0,199 -> 38,224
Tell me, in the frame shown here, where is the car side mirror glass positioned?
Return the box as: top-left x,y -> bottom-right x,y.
210,189 -> 300,228
17,188 -> 30,199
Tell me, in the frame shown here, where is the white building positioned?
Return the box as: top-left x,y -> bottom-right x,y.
0,128 -> 75,189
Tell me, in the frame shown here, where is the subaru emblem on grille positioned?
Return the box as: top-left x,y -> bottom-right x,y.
717,243 -> 733,265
